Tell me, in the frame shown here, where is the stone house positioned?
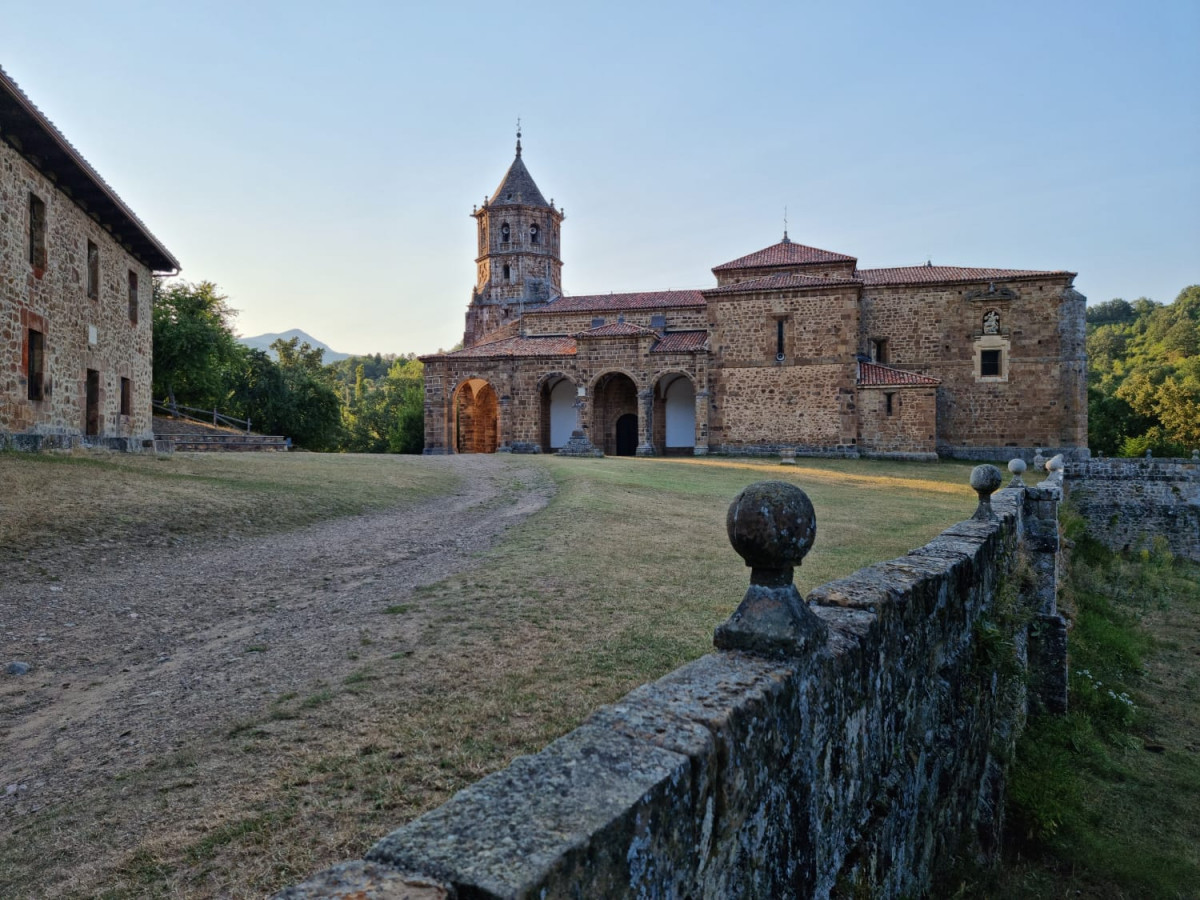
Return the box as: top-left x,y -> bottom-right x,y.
423,140 -> 1088,460
1,65 -> 179,451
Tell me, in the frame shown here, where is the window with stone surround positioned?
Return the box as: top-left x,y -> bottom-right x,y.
530,223 -> 540,244
28,193 -> 47,271
87,240 -> 99,300
885,392 -> 894,416
501,223 -> 510,243
775,318 -> 786,361
128,271 -> 139,324
26,329 -> 45,401
871,338 -> 889,363
120,377 -> 132,416
973,334 -> 1010,382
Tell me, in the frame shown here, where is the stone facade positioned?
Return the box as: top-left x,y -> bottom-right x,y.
423,145 -> 1087,461
0,66 -> 178,451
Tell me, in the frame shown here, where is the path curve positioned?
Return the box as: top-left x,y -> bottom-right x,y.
0,455 -> 554,820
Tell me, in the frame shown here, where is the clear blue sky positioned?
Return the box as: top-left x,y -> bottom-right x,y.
4,0 -> 1197,356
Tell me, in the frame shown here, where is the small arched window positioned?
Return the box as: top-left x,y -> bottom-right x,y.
503,264 -> 511,281
501,223 -> 510,243
530,223 -> 540,244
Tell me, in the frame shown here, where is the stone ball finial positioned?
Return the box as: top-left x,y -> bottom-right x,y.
1047,454 -> 1065,473
1007,457 -> 1026,487
970,464 -> 1003,522
716,481 -> 827,656
727,481 -> 816,581
1032,448 -> 1045,470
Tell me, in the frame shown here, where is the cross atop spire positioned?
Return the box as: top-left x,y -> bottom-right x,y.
782,205 -> 790,243
516,117 -> 522,157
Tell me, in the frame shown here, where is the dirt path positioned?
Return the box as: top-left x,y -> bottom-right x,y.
0,455 -> 553,828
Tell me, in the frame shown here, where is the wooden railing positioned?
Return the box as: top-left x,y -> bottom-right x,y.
152,401 -> 251,433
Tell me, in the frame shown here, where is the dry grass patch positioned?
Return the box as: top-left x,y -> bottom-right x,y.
1,452 -> 982,897
0,450 -> 460,572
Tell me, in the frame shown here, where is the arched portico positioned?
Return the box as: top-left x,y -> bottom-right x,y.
592,371 -> 639,456
454,377 -> 500,453
539,374 -> 577,452
652,372 -> 697,455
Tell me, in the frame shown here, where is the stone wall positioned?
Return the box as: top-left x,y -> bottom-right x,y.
859,277 -> 1086,455
1,140 -> 153,450
1065,457 -> 1200,563
857,385 -> 938,458
282,471 -> 1064,899
523,306 -> 708,336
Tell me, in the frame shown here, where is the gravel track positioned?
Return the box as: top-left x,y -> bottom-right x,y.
0,455 -> 554,825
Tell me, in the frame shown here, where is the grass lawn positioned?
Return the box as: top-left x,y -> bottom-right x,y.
2,450 -> 986,896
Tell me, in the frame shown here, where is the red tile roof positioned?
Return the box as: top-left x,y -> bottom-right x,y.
858,361 -> 940,386
651,331 -> 709,353
527,290 -> 705,314
428,335 -> 576,359
713,238 -> 856,272
575,322 -> 659,338
858,265 -> 1074,286
704,273 -> 860,296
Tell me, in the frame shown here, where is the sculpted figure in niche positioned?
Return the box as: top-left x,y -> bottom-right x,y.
983,309 -> 1000,335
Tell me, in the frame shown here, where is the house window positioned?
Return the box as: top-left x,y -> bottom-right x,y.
120,377 -> 132,416
885,392 -> 894,416
28,193 -> 47,270
87,240 -> 99,300
26,329 -> 45,401
980,349 -> 1001,377
501,223 -> 510,243
530,223 -> 540,244
871,338 -> 889,363
776,320 -> 785,360
128,271 -> 139,324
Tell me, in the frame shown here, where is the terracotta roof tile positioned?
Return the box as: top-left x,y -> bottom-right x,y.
704,273 -> 860,296
713,238 -> 856,272
857,265 -> 1074,286
0,64 -> 179,272
858,361 -> 940,386
528,290 -> 705,314
427,335 -> 576,360
574,322 -> 659,338
651,331 -> 709,353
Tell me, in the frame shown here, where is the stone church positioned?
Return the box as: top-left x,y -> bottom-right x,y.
421,138 -> 1087,460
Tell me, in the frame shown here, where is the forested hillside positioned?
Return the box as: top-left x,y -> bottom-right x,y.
152,280 -> 424,452
1087,285 -> 1199,457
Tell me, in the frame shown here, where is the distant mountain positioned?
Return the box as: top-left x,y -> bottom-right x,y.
237,329 -> 350,363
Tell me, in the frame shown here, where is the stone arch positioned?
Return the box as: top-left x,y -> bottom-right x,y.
653,371 -> 697,455
592,371 -> 639,456
538,372 -> 577,452
453,377 -> 499,453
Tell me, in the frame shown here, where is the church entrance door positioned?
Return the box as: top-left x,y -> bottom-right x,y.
592,372 -> 639,456
615,414 -> 638,456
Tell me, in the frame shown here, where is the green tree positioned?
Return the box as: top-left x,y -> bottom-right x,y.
152,280 -> 242,409
1087,286 -> 1200,455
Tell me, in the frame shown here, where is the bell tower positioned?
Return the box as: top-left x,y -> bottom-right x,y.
464,127 -> 564,346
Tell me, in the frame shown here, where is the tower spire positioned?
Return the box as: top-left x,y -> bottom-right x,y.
516,117 -> 522,157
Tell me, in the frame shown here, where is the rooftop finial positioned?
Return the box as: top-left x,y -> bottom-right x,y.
782,206 -> 790,243
515,117 -> 522,157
